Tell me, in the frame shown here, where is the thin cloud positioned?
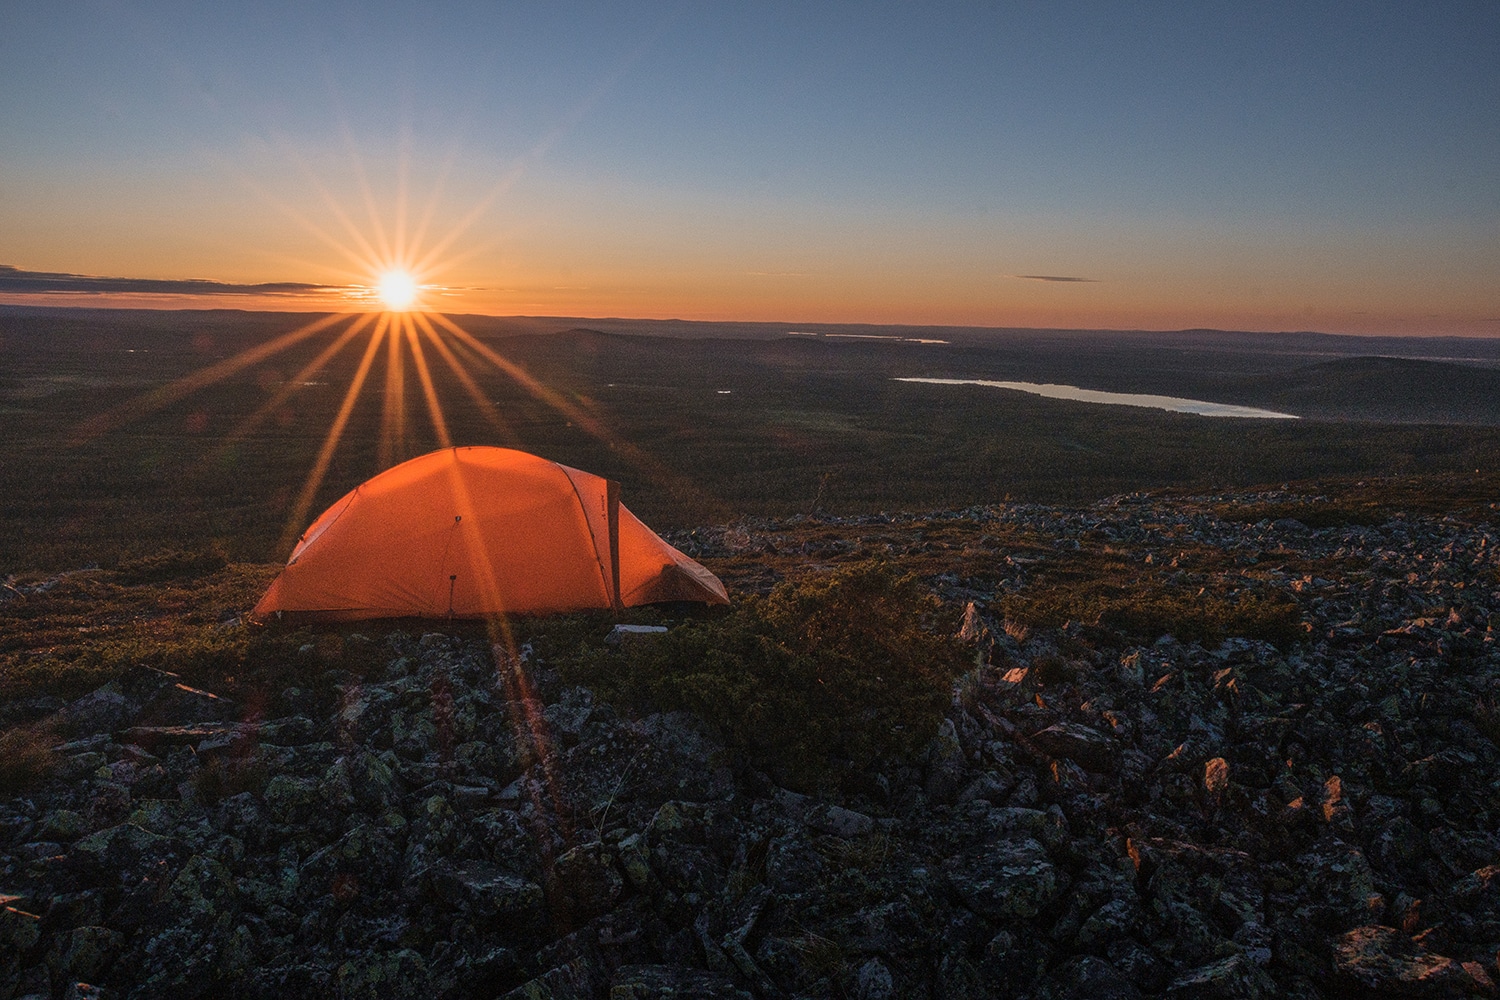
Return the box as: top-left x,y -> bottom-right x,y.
0,264 -> 347,298
1008,274 -> 1099,283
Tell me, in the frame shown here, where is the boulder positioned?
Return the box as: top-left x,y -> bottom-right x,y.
46,925 -> 122,984
1030,723 -> 1116,773
548,842 -> 624,925
430,861 -> 545,930
1165,954 -> 1275,999
945,836 -> 1064,921
1331,925 -> 1489,996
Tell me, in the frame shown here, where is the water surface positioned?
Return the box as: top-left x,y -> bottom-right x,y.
895,377 -> 1299,419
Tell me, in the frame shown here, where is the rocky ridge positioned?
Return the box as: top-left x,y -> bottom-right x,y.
2,489 -> 1499,998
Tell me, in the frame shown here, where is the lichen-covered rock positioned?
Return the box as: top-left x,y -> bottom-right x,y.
548,842 -> 623,925
68,822 -> 185,882
1165,953 -> 1276,999
1330,925 -> 1487,996
855,957 -> 896,1000
1030,722 -> 1116,773
429,860 -> 545,929
944,836 -> 1063,921
336,948 -> 429,1000
923,718 -> 967,803
609,964 -> 754,999
46,924 -> 122,984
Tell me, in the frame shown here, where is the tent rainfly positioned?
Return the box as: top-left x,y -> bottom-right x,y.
253,446 -> 728,621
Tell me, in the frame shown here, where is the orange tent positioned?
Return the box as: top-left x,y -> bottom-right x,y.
253,447 -> 728,621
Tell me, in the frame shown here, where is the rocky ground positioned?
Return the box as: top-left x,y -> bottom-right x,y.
2,486 -> 1499,999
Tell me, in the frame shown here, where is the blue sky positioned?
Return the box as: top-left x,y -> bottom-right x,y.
2,2 -> 1496,332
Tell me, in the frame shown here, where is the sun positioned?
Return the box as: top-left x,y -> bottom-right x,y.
376,269 -> 419,311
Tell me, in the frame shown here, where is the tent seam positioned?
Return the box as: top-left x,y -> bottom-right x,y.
559,466 -> 616,608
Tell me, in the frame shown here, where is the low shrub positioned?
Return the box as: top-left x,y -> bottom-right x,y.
561,562 -> 966,791
1000,580 -> 1304,650
0,721 -> 57,794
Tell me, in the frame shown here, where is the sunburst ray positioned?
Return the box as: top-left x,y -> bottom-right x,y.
279,314 -> 390,553
211,313 -> 377,457
412,312 -> 519,445
379,315 -> 408,468
68,312 -> 353,447
403,312 -> 452,449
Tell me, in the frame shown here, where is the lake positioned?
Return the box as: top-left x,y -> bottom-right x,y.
894,377 -> 1300,419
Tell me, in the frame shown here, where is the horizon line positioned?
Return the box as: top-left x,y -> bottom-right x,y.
2,300 -> 1499,342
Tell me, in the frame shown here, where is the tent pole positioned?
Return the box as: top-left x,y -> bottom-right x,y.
606,479 -> 623,615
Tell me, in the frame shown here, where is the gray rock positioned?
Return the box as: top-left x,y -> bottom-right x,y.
610,964 -> 755,998
1331,925 -> 1486,996
430,861 -> 544,928
59,683 -> 132,734
1030,722 -> 1116,773
549,842 -> 624,924
1165,954 -> 1275,999
1052,955 -> 1142,1000
807,803 -> 875,839
46,925 -> 121,984
335,948 -> 429,1000
856,957 -> 896,1000
924,718 -> 968,803
945,836 -> 1063,921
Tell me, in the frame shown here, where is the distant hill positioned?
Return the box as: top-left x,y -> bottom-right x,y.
1227,356 -> 1500,425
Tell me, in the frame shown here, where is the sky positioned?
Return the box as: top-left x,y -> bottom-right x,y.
1,2 -> 1497,334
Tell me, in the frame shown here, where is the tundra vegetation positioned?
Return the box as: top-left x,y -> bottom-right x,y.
1,309 -> 1498,997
